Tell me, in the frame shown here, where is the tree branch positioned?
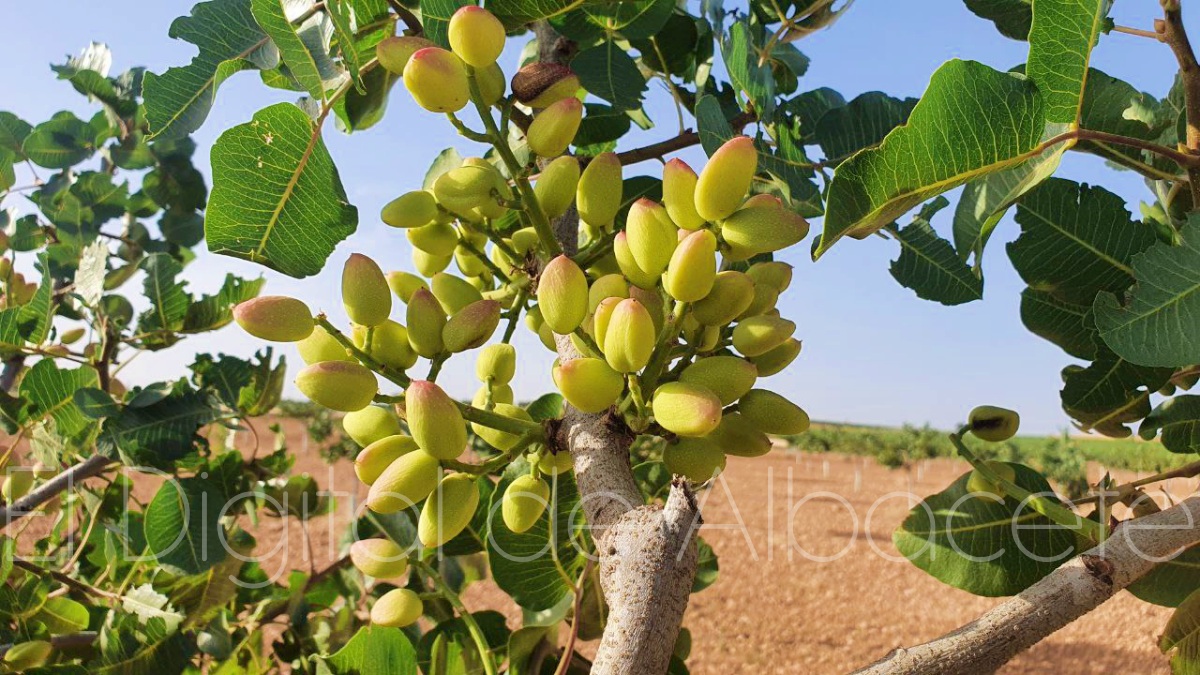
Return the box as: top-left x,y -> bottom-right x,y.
853,495 -> 1200,674
613,111 -> 757,167
1158,0 -> 1200,205
0,454 -> 113,530
531,20 -> 700,674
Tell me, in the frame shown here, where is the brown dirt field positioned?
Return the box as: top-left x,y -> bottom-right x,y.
10,417 -> 1190,673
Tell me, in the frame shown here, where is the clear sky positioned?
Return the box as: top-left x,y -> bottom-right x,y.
0,1 -> 1179,434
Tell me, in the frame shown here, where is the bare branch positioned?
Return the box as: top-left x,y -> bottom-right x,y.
853,495 -> 1200,674
0,455 -> 113,530
613,111 -> 757,167
1158,0 -> 1200,204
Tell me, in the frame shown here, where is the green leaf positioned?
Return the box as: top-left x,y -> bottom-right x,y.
252,0 -> 347,101
326,626 -> 419,674
1076,69 -> 1165,171
554,0 -> 674,41
95,617 -> 196,674
1008,178 -> 1157,305
144,0 -> 277,139
487,0 -> 585,27
75,388 -> 121,419
692,536 -> 718,593
1094,216 -> 1200,368
574,104 -> 632,149
963,0 -> 1032,40
894,463 -> 1081,596
1026,0 -> 1108,125
136,253 -> 190,346
572,43 -> 647,112
0,112 -> 32,157
18,258 -> 55,346
695,94 -> 734,156
182,274 -> 265,333
1019,288 -> 1097,360
783,87 -> 848,144
722,20 -> 774,119
34,596 -> 90,634
507,626 -> 553,675
20,360 -> 99,440
421,0 -> 472,48
812,92 -> 916,165
206,102 -> 358,277
1139,396 -> 1200,454
1061,351 -> 1172,437
1160,588 -> 1200,673
525,393 -> 564,421
889,198 -> 983,306
816,60 -> 1045,258
416,611 -> 510,673
333,66 -> 399,132
145,477 -> 228,575
950,129 -> 1068,263
487,458 -> 588,611
1129,544 -> 1200,607
98,383 -> 221,468
22,113 -> 96,169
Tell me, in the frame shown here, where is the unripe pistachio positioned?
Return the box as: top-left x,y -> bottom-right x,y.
739,282 -> 779,319
630,285 -> 666,335
413,248 -> 452,276
966,460 -> 1018,497
533,156 -> 580,219
603,298 -> 655,372
476,343 -> 516,384
652,382 -> 723,437
377,35 -> 435,75
350,538 -> 409,579
343,254 -> 392,327
471,402 -> 534,451
664,438 -> 726,483
706,412 -> 772,457
586,252 -> 620,278
419,473 -> 480,547
296,325 -> 351,364
371,588 -> 423,627
387,272 -> 428,304
746,261 -> 794,293
968,405 -> 1021,442
382,190 -> 439,229
434,165 -> 498,215
692,324 -> 721,352
553,357 -> 624,413
510,228 -> 541,255
721,194 -> 809,259
738,389 -> 809,435
343,405 -> 402,447
473,382 -> 514,407
1,466 -> 33,502
592,296 -> 621,352
527,97 -> 582,157
680,356 -> 757,406
234,296 -> 314,342
0,258 -> 10,278
448,6 -> 505,68
625,199 -> 677,277
662,159 -> 706,230
367,449 -> 441,513
407,221 -> 459,257
613,231 -> 660,289
663,229 -> 717,302
295,361 -> 378,412
60,326 -> 85,344
3,640 -> 52,670
732,315 -> 795,357
353,320 -> 418,371
588,274 -> 629,313
537,450 -> 573,476
403,47 -> 469,113
749,338 -> 801,377
406,380 -> 468,459
692,271 -> 754,326
502,474 -> 550,533
443,299 -> 501,352
477,62 -> 507,106
406,288 -> 447,357
512,62 -> 580,108
44,345 -> 71,357
537,255 -> 588,334
355,435 -> 419,485
695,136 -> 757,222
577,152 -> 622,228
431,272 -> 484,314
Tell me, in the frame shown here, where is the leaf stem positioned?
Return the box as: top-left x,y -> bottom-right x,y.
412,558 -> 498,675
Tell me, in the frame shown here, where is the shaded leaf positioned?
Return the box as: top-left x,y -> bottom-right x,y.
1139,396 -> 1200,454
572,42 -> 647,112
812,91 -> 916,165
889,197 -> 983,306
1061,351 -> 1172,437
144,476 -> 228,575
964,0 -> 1032,40
252,0 -> 347,101
1019,288 -> 1097,360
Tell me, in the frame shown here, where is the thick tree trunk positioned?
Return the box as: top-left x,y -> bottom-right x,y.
853,495 -> 1200,674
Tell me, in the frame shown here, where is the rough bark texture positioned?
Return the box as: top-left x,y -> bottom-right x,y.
854,495 -> 1200,674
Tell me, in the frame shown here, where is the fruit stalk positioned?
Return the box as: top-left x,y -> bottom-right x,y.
411,557 -> 498,675
315,316 -> 411,388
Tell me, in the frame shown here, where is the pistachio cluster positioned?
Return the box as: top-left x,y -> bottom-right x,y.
232,5 -> 813,628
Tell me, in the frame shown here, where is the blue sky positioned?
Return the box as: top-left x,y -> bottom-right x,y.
0,1 -> 1179,434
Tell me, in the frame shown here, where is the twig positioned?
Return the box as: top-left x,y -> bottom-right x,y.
614,111 -> 757,166
1112,24 -> 1162,40
1,454 -> 114,530
1158,1 -> 1200,205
